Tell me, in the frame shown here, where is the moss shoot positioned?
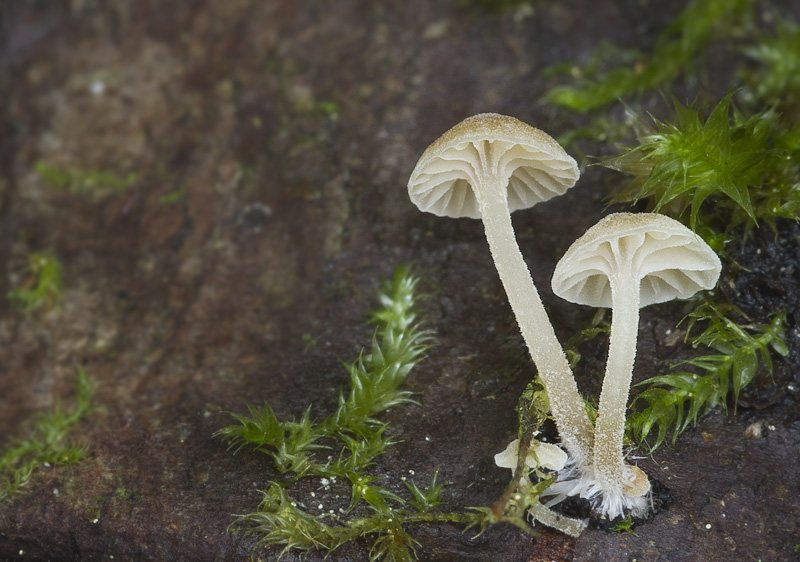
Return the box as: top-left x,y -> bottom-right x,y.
0,368 -> 93,501
216,267 -> 480,561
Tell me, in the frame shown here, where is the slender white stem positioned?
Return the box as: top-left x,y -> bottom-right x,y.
477,179 -> 593,462
593,274 -> 640,492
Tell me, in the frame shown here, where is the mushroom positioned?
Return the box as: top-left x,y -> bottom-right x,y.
550,212 -> 722,518
494,437 -> 568,473
407,113 -> 593,462
494,438 -> 588,537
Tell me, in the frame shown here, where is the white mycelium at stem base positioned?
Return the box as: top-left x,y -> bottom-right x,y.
551,212 -> 722,519
407,113 -> 594,464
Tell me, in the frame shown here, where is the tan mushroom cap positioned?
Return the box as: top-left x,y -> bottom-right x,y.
407,113 -> 580,219
552,213 -> 722,308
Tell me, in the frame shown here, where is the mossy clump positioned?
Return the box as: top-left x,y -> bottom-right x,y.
543,0 -> 754,112
627,305 -> 788,451
35,161 -> 137,194
216,267 -> 479,561
0,369 -> 93,501
602,94 -> 800,232
742,19 -> 800,108
8,251 -> 64,313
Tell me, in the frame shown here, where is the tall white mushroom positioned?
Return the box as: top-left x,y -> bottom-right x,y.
407,113 -> 593,462
550,212 -> 722,518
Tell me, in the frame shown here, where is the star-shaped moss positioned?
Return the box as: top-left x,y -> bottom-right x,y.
606,94 -> 778,230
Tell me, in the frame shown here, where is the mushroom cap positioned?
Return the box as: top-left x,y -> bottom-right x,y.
407,113 -> 579,219
552,213 -> 722,308
494,438 -> 568,472
624,465 -> 651,497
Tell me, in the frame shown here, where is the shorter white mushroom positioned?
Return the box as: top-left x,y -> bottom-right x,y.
549,213 -> 721,519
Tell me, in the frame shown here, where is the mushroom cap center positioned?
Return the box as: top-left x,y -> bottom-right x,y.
407,113 -> 579,219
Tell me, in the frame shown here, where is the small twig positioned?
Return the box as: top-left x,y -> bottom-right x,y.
491,423 -> 537,519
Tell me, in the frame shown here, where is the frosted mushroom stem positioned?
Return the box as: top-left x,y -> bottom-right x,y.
405,113 -> 593,471
478,177 -> 594,463
593,271 -> 641,493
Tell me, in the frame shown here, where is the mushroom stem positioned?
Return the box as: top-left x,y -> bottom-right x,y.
593,273 -> 640,492
478,178 -> 593,462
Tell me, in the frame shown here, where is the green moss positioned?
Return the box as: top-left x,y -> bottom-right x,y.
158,186 -> 186,205
313,99 -> 340,119
602,94 -> 799,231
544,3 -> 800,239
0,369 -> 93,501
612,514 -> 638,535
627,305 -> 787,451
561,301 -> 789,453
742,19 -> 800,107
35,161 -> 137,193
544,0 -> 754,112
8,251 -> 63,313
217,267 -> 479,560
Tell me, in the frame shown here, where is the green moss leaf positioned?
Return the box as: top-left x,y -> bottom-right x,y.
731,347 -> 758,403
